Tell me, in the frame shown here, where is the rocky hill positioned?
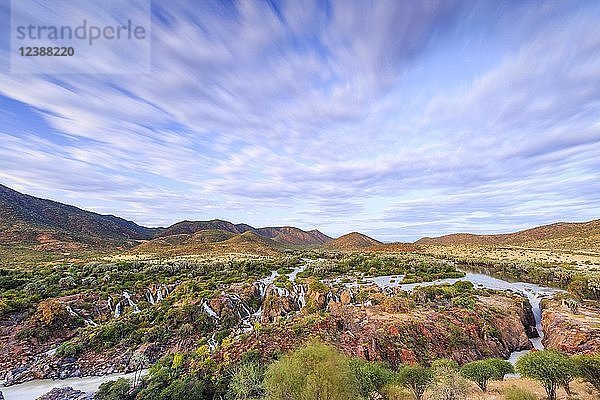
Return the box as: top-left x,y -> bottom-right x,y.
325,232 -> 382,251
0,184 -> 333,257
0,184 -> 160,250
135,230 -> 281,256
157,220 -> 331,246
416,219 -> 600,252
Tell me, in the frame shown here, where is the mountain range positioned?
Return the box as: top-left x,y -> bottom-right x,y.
0,184 -> 358,255
2,183 -> 598,257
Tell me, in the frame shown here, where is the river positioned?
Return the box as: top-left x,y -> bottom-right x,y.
1,264 -> 563,399
0,370 -> 146,400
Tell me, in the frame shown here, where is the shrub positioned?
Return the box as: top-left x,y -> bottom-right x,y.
428,368 -> 469,400
572,353 -> 600,391
460,360 -> 499,392
431,358 -> 459,374
397,365 -> 433,400
349,358 -> 397,398
504,386 -> 538,400
516,350 -> 576,400
263,342 -> 359,400
487,358 -> 515,380
95,378 -> 134,400
227,362 -> 264,400
37,299 -> 72,329
55,341 -> 84,359
308,280 -> 329,293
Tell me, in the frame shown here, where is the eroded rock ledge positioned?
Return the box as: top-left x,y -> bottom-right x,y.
542,298 -> 600,354
215,293 -> 534,367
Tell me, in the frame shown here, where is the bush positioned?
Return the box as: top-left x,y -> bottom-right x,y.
263,342 -> 360,400
460,360 -> 492,392
95,378 -> 134,400
349,358 -> 397,398
572,354 -> 600,391
55,341 -> 84,359
504,386 -> 538,400
487,358 -> 515,380
397,365 -> 433,400
428,368 -> 469,400
227,362 -> 264,400
431,358 -> 459,374
427,358 -> 470,400
516,350 -> 575,400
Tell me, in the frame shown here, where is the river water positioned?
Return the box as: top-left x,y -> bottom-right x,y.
0,370 -> 146,400
1,265 -> 563,399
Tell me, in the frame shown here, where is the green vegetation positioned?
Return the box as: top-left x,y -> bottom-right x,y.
573,354 -> 600,391
91,343 -> 600,400
349,358 -> 397,399
96,378 -> 135,400
428,359 -> 470,400
459,359 -> 514,391
263,343 -> 360,400
503,386 -> 538,400
397,365 -> 433,400
516,349 -> 576,400
227,362 -> 265,400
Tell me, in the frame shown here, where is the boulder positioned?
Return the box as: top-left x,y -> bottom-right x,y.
36,387 -> 91,400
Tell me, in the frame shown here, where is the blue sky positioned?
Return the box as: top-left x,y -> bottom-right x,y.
0,0 -> 599,241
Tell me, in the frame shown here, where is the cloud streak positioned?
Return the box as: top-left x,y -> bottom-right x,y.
0,0 -> 599,240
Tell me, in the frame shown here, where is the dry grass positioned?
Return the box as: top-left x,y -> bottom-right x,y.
456,378 -> 598,400
422,245 -> 600,270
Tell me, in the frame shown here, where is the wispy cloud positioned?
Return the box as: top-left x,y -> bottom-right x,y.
0,0 -> 599,240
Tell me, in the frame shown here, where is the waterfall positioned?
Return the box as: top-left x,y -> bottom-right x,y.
114,302 -> 122,318
202,301 -> 219,319
123,292 -> 141,313
296,285 -> 306,308
145,289 -> 155,305
207,332 -> 217,352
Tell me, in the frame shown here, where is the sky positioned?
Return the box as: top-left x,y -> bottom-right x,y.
0,0 -> 599,242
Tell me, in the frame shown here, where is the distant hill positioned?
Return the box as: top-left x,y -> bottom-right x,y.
367,242 -> 421,252
157,220 -> 331,246
416,219 -> 600,252
325,232 -> 382,251
157,220 -> 253,237
0,184 -> 332,256
135,230 -> 280,256
0,183 -> 161,250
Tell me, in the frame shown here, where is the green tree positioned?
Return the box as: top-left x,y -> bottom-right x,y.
460,360 -> 498,392
486,358 -> 515,380
431,359 -> 459,374
227,362 -> 265,400
572,354 -> 600,391
263,342 -> 360,400
349,358 -> 397,399
397,365 -> 433,400
516,350 -> 576,400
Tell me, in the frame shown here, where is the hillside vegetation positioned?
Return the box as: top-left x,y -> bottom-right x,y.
417,220 -> 600,252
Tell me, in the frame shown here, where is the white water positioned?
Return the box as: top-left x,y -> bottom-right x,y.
0,370 -> 147,400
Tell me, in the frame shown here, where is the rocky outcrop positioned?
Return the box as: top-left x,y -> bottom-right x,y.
541,299 -> 600,354
215,293 -> 534,367
519,298 -> 539,338
36,387 -> 91,400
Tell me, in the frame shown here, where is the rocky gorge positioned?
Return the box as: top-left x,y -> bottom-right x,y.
2,263 -> 546,389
